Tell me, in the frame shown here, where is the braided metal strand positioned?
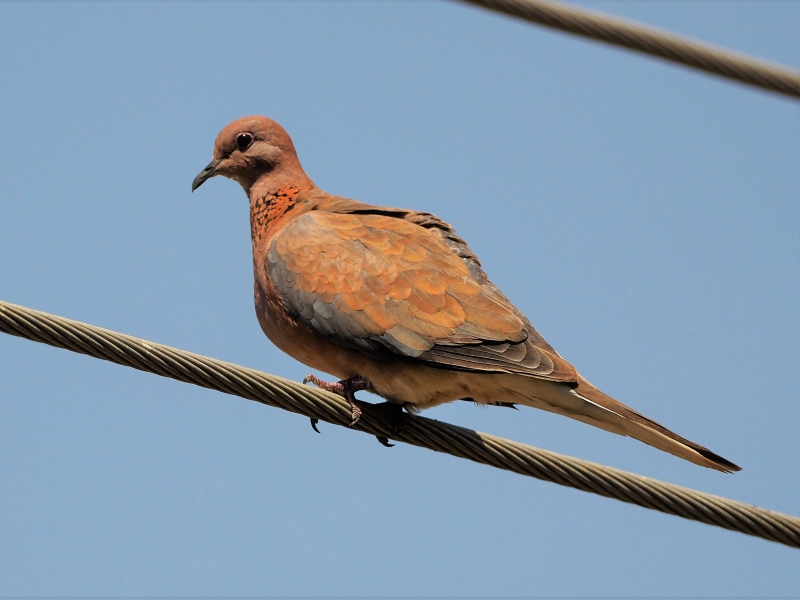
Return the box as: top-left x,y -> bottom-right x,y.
1,300 -> 798,548
457,0 -> 800,99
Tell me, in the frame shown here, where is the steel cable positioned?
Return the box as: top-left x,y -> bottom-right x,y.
457,0 -> 800,99
1,299 -> 798,548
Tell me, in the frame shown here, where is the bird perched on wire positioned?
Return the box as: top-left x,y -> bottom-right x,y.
192,115 -> 740,473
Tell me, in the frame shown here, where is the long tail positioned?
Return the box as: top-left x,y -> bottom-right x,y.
513,376 -> 741,473
575,379 -> 741,472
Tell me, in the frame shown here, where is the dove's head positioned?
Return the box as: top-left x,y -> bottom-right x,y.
192,116 -> 313,196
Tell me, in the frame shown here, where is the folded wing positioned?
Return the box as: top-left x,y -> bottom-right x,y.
267,211 -> 576,382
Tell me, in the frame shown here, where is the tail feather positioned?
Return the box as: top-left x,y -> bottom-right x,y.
570,378 -> 741,473
507,375 -> 741,473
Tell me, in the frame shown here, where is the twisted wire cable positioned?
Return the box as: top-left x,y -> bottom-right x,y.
457,0 -> 800,99
1,299 -> 798,548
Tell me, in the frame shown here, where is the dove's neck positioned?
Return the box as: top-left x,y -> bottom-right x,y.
248,172 -> 315,247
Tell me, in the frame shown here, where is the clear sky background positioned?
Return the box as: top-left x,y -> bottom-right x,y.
0,1 -> 798,598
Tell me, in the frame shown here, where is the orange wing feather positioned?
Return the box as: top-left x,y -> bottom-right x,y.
267,210 -> 576,381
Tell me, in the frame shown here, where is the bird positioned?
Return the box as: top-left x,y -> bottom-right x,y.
192,115 -> 741,473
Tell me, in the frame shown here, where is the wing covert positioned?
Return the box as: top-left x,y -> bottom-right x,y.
267,210 -> 575,381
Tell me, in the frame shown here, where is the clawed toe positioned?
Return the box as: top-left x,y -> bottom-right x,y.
303,373 -> 372,427
371,401 -> 406,435
370,402 -> 405,447
348,398 -> 362,427
303,373 -> 343,394
302,374 -> 406,439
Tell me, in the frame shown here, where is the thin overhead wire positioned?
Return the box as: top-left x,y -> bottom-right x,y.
1,299 -> 798,549
457,0 -> 800,99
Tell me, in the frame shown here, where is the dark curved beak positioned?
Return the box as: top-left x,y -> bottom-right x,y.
192,158 -> 221,192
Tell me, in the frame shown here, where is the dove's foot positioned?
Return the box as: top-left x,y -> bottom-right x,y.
371,401 -> 407,448
371,401 -> 406,432
303,374 -> 373,426
376,436 -> 394,447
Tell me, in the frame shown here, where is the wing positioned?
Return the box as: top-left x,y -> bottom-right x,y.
267,210 -> 576,382
306,191 -> 563,354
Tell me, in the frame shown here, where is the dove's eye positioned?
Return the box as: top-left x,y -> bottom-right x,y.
236,133 -> 253,151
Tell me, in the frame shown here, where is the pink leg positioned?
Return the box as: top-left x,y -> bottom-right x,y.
303,374 -> 373,426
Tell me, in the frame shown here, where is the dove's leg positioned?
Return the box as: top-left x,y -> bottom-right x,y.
303,374 -> 373,426
368,401 -> 408,447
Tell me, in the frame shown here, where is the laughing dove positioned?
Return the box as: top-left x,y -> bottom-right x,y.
192,115 -> 740,473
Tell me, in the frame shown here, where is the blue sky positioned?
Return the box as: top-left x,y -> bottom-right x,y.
0,1 -> 798,597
